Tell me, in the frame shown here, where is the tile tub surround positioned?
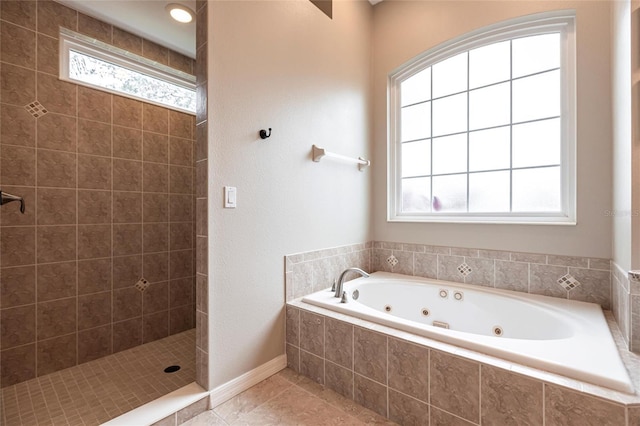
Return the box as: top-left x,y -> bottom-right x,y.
612,261 -> 640,353
286,302 -> 640,425
287,241 -> 613,307
0,1 -> 196,387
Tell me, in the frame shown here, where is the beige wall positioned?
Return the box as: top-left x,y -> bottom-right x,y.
371,1 -> 613,258
207,0 -> 372,387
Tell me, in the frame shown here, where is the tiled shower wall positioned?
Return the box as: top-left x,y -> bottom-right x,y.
194,0 -> 209,390
0,0 -> 196,387
612,261 -> 640,353
286,241 -> 612,309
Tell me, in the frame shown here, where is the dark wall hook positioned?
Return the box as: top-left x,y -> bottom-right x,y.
259,128 -> 272,139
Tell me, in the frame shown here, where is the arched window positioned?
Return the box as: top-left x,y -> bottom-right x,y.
388,11 -> 576,224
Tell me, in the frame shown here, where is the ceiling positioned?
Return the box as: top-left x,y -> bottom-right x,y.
57,0 -> 197,58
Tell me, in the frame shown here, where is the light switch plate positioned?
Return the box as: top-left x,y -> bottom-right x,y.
224,186 -> 237,208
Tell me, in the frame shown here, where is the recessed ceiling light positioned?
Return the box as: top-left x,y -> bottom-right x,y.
166,3 -> 194,23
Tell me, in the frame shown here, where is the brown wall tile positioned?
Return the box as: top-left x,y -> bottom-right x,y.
37,149 -> 76,188
1,344 -> 36,387
354,327 -> 387,384
168,51 -> 193,75
567,267 -> 611,309
170,250 -> 193,279
78,86 -> 112,123
1,63 -> 35,106
78,13 -> 112,43
78,119 -> 111,156
169,138 -> 193,166
1,304 -> 36,348
78,225 -> 111,260
388,389 -> 429,426
37,333 -> 76,376
113,287 -> 142,321
112,27 -> 142,55
37,188 -> 76,225
325,361 -> 353,400
113,126 -> 142,160
300,349 -> 324,385
37,33 -> 58,75
1,21 -> 36,68
545,385 -> 625,425
299,310 -> 324,357
1,226 -> 36,267
78,291 -> 111,330
37,113 -> 77,153
37,0 -> 77,38
113,96 -> 142,129
354,374 -> 387,417
1,186 -> 35,226
529,264 -> 569,298
144,163 -> 169,192
37,261 -> 76,302
144,193 -> 169,223
78,258 -> 111,295
1,104 -> 36,147
78,324 -> 111,364
430,406 -> 475,426
113,191 -> 142,223
143,282 -> 169,314
481,366 -> 542,426
37,225 -> 76,263
169,304 -> 193,334
144,252 -> 169,283
143,132 -> 169,163
113,317 -> 142,353
170,110 -> 192,139
495,260 -> 528,292
78,190 -> 111,224
170,222 -> 192,250
142,40 -> 169,66
169,277 -> 193,308
113,255 -> 142,289
172,194 -> 194,223
113,224 -> 142,256
1,265 -> 36,308
1,0 -> 37,29
2,145 -> 36,186
78,155 -> 112,190
170,165 -> 192,194
144,223 -> 169,253
430,351 -> 480,424
37,297 -> 76,340
143,310 -> 169,343
388,338 -> 428,403
325,317 -> 352,369
113,159 -> 142,191
38,72 -> 76,115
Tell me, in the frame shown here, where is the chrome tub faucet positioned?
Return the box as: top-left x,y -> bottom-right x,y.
334,267 -> 369,302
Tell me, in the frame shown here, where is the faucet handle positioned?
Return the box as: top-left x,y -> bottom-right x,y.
340,291 -> 348,304
330,279 -> 336,292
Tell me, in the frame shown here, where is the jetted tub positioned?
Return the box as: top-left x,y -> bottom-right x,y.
302,272 -> 634,393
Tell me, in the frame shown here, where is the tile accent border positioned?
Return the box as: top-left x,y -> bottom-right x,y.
286,302 -> 640,425
286,241 -> 612,308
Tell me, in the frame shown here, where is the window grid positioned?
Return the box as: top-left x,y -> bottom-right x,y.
400,38 -> 561,214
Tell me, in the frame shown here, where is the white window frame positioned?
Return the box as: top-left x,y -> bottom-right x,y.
59,28 -> 196,115
387,11 -> 576,225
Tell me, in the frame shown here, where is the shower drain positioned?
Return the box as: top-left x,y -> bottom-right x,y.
164,365 -> 181,373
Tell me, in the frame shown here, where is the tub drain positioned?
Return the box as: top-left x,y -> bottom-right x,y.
164,365 -> 181,373
493,326 -> 503,337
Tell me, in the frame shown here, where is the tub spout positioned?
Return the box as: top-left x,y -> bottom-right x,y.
334,267 -> 369,299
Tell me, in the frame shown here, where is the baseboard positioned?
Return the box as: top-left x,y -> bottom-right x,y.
209,354 -> 287,408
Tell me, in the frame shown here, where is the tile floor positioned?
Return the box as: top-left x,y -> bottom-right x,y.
1,329 -> 195,426
183,368 -> 398,426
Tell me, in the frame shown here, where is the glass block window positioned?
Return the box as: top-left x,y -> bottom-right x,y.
388,12 -> 576,224
60,29 -> 195,114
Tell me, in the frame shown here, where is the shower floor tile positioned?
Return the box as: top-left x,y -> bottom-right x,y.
1,328 -> 195,426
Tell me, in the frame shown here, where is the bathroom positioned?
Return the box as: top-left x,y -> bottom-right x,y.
1,0 -> 639,425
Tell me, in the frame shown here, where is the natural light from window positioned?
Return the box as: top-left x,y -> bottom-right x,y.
389,12 -> 575,224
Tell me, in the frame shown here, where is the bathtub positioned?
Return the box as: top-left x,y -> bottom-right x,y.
301,272 -> 634,394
